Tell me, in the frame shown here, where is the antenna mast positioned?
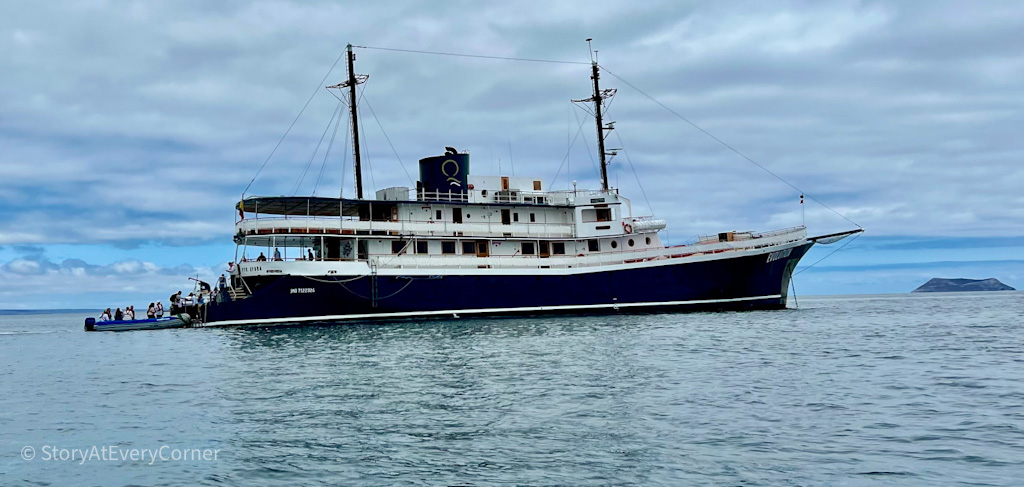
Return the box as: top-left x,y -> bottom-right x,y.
327,44 -> 369,199
572,38 -> 617,192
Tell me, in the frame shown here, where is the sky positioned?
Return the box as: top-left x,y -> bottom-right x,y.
1,0 -> 1022,309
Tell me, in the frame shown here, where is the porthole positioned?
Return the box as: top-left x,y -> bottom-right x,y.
646,237 -> 652,245
610,241 -> 618,249
628,239 -> 634,247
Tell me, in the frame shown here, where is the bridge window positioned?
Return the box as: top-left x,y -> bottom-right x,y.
596,208 -> 611,222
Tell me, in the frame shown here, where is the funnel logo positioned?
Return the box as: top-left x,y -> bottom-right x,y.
442,159 -> 461,187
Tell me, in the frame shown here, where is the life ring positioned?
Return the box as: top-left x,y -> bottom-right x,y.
622,221 -> 633,234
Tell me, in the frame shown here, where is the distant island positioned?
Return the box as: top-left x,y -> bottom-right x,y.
912,278 -> 1015,293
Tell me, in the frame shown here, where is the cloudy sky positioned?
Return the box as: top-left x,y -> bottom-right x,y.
1,0 -> 1022,309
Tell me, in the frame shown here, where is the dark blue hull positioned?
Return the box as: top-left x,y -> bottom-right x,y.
206,243 -> 812,326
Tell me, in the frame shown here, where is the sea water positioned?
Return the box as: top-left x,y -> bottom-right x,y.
2,292 -> 1022,486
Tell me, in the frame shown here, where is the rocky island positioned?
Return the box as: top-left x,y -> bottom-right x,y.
912,278 -> 1016,293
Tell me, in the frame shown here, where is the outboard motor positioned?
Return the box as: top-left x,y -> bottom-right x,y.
84,317 -> 95,332
417,147 -> 470,201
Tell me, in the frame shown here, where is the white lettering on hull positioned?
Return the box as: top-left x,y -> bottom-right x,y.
766,248 -> 793,263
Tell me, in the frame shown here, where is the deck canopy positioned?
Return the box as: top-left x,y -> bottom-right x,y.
237,196 -> 366,217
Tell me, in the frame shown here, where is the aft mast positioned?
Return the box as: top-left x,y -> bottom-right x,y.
573,39 -> 617,192
327,44 -> 369,199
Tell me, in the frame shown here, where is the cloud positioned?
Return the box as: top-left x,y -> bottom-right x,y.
0,254 -> 210,309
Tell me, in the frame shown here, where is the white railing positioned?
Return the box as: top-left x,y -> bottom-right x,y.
367,227 -> 806,270
236,216 -> 576,238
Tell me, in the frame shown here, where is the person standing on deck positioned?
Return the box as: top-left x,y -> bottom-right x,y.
308,248 -> 314,261
273,247 -> 282,261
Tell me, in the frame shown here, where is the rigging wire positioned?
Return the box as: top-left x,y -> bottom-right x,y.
358,103 -> 377,192
353,45 -> 589,65
361,93 -> 415,186
339,118 -> 350,199
790,278 -> 799,309
612,129 -> 655,217
291,100 -> 343,195
598,65 -> 863,230
548,102 -> 593,188
312,98 -> 346,196
794,232 -> 863,276
572,105 -> 603,180
243,47 -> 349,197
508,138 -> 515,176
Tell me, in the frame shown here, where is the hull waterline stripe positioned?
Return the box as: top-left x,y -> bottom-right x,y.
201,294 -> 784,328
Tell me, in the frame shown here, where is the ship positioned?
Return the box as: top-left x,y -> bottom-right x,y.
201,44 -> 861,327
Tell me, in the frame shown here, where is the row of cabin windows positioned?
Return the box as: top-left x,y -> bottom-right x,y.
435,209 -> 539,224
390,238 -> 649,256
391,240 -> 565,256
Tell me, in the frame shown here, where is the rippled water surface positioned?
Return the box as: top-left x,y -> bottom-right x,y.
2,292 -> 1023,485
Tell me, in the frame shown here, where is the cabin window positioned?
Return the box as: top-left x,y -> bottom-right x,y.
501,209 -> 511,225
392,240 -> 408,254
646,237 -> 652,245
462,241 -> 476,254
416,241 -> 429,254
596,208 -> 612,222
536,196 -> 545,204
521,242 -> 535,255
552,242 -> 566,255
588,239 -> 600,252
453,208 -> 463,224
441,241 -> 456,254
611,240 -> 618,249
529,213 -> 536,223
533,180 -> 542,190
513,213 -> 519,222
481,190 -> 488,197
435,210 -> 442,220
628,239 -> 635,247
